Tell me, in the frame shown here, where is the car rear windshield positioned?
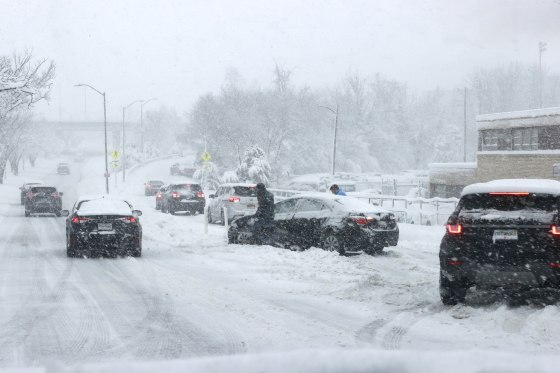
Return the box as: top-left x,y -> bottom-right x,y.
459,194 -> 558,223
233,186 -> 257,197
31,187 -> 56,194
172,184 -> 201,192
149,180 -> 164,185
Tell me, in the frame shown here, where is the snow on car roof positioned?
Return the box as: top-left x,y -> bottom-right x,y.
288,193 -> 390,213
77,198 -> 133,216
462,179 -> 560,196
220,183 -> 256,187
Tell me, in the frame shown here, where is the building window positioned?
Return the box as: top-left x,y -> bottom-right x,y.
512,128 -> 538,150
481,130 -> 498,150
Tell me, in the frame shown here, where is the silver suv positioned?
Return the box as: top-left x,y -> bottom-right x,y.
207,183 -> 258,224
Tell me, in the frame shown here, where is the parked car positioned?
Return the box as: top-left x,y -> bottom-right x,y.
144,179 -> 165,196
155,185 -> 168,210
208,183 -> 258,224
24,185 -> 63,217
228,193 -> 399,254
440,179 -> 560,305
19,182 -> 42,205
160,182 -> 205,215
57,163 -> 71,175
170,162 -> 196,177
61,195 -> 142,258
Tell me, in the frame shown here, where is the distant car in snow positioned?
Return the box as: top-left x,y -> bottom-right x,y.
160,182 -> 205,215
440,179 -> 560,305
155,185 -> 168,210
19,182 -> 42,205
24,185 -> 63,217
170,162 -> 196,177
228,193 -> 399,255
61,195 -> 142,258
207,183 -> 258,224
144,179 -> 165,196
57,163 -> 70,175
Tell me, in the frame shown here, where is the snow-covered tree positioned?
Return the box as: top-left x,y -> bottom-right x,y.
221,170 -> 239,183
0,52 -> 55,182
236,145 -> 271,185
193,161 -> 221,190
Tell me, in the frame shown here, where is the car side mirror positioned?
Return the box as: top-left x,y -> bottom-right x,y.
60,210 -> 69,217
59,192 -> 64,196
132,210 -> 142,216
209,194 -> 215,198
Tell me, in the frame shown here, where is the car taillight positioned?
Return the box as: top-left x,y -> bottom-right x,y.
447,224 -> 463,235
156,192 -> 162,198
72,216 -> 90,224
120,216 -> 138,224
228,196 -> 240,203
197,191 -> 205,198
350,216 -> 373,225
172,192 -> 181,198
550,225 -> 560,236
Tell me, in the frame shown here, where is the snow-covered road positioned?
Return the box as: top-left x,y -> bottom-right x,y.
1,157 -> 559,372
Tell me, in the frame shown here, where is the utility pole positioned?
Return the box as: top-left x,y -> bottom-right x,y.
319,104 -> 339,176
140,98 -> 157,155
122,100 -> 143,182
539,41 -> 547,108
463,87 -> 467,162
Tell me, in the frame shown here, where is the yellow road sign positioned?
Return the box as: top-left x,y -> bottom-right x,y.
111,150 -> 121,160
201,151 -> 211,162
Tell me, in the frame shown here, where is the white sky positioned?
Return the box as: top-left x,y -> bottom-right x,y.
1,0 -> 559,122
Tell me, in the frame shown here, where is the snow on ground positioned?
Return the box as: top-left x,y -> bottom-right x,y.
0,156 -> 559,372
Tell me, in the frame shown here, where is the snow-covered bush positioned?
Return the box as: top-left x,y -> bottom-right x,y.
222,170 -> 239,184
236,145 -> 271,185
193,161 -> 221,190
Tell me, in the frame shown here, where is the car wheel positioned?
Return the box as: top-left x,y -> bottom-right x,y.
25,210 -> 30,217
440,271 -> 468,305
237,230 -> 253,245
132,248 -> 142,257
364,244 -> 384,255
169,205 -> 176,215
321,232 -> 345,255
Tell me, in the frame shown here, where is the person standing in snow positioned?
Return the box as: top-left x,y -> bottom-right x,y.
329,184 -> 347,196
253,182 -> 275,244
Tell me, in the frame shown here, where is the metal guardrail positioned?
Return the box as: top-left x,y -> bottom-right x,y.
268,188 -> 458,226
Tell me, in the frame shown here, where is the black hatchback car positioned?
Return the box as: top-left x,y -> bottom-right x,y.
440,179 -> 560,305
228,194 -> 399,255
24,186 -> 63,216
62,196 -> 142,258
160,182 -> 205,215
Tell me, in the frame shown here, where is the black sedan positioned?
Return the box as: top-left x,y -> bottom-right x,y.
228,194 -> 399,255
161,182 -> 205,215
62,196 -> 142,258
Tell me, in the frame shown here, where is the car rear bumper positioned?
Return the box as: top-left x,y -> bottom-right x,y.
346,228 -> 399,250
27,203 -> 61,212
171,200 -> 205,212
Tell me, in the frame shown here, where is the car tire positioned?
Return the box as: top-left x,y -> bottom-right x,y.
25,210 -> 30,217
440,271 -> 468,305
236,230 -> 253,245
364,244 -> 384,256
169,205 -> 176,215
132,248 -> 142,257
321,231 -> 345,255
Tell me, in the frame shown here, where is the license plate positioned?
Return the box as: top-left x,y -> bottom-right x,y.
378,221 -> 387,228
492,229 -> 518,241
247,204 -> 255,209
98,223 -> 112,231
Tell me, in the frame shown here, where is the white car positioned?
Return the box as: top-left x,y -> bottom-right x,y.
207,183 -> 258,224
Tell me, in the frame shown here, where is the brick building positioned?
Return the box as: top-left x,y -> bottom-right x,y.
429,107 -> 560,198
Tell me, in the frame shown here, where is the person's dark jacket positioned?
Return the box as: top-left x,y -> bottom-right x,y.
255,189 -> 274,222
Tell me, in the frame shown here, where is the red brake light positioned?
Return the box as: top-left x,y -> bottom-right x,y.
72,216 -> 90,224
228,196 -> 240,203
447,260 -> 464,266
172,192 -> 181,198
350,216 -> 373,225
447,224 -> 463,235
489,192 -> 530,196
120,216 -> 138,224
550,225 -> 560,236
197,191 -> 205,198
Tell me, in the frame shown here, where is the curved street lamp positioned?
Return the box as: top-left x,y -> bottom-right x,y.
140,97 -> 157,153
122,99 -> 144,182
319,104 -> 339,176
74,83 -> 109,194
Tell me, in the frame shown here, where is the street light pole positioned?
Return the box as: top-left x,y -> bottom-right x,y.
539,41 -> 547,108
122,100 -> 143,182
75,83 -> 110,194
320,104 -> 339,176
140,97 -> 157,155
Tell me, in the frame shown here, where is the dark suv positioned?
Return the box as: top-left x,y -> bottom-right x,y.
161,182 -> 205,215
440,179 -> 560,305
24,186 -> 63,217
